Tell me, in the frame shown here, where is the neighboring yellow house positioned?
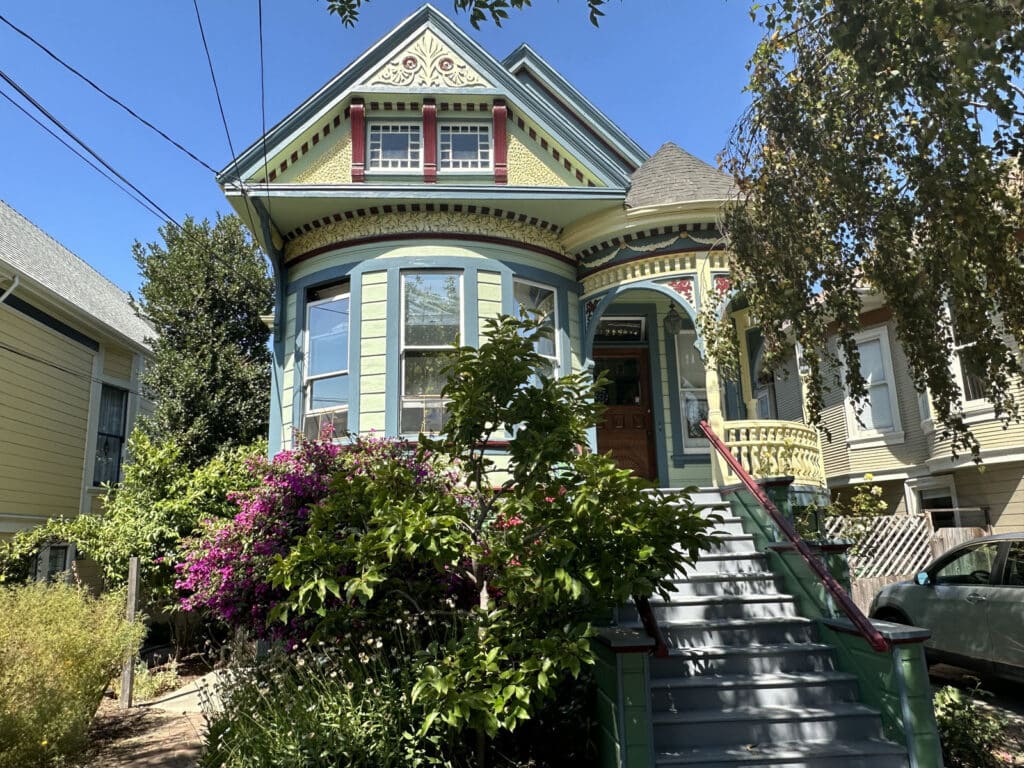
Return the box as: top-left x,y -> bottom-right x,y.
817,291 -> 1024,533
0,201 -> 153,577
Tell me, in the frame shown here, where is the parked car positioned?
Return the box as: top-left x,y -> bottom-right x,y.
869,533 -> 1024,682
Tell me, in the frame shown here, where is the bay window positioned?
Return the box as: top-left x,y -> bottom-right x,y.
402,271 -> 461,433
513,279 -> 558,377
304,284 -> 350,439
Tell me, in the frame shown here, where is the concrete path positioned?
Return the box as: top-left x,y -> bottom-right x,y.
81,673 -> 220,768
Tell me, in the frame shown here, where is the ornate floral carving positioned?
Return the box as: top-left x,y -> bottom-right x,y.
666,277 -> 695,304
585,298 -> 601,326
365,31 -> 491,88
714,274 -> 732,295
285,211 -> 565,262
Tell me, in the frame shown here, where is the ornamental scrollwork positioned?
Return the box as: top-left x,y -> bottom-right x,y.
366,31 -> 491,89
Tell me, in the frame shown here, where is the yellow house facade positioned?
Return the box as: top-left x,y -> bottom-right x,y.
0,201 -> 152,576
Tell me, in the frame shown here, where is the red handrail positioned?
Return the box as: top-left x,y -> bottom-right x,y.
699,420 -> 890,653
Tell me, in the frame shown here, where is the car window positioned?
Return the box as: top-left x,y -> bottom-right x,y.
932,543 -> 1000,586
1003,542 -> 1024,587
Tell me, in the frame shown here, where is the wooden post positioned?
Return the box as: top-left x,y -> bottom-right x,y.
119,556 -> 140,710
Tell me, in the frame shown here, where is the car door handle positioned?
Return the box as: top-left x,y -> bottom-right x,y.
966,593 -> 987,604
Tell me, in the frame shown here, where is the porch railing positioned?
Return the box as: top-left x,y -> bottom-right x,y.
699,420 -> 889,652
718,420 -> 826,488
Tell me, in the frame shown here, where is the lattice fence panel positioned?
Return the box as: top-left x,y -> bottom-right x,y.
821,513 -> 934,579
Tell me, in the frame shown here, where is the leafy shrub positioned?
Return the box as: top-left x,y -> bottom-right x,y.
0,582 -> 145,767
934,683 -> 1007,768
112,659 -> 180,703
181,315 -> 717,762
0,437 -> 263,609
203,642 -> 443,768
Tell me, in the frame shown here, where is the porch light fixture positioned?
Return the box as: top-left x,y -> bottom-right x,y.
663,305 -> 685,337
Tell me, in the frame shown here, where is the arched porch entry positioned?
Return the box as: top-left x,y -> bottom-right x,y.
581,281 -> 716,489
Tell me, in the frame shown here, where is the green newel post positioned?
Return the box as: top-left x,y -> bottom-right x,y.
592,628 -> 656,768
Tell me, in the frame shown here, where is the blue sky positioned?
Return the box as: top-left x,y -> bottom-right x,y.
0,1 -> 762,295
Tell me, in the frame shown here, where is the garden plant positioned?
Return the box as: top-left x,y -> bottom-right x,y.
178,314 -> 716,767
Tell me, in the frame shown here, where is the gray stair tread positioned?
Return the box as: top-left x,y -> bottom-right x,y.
655,739 -> 908,765
649,671 -> 857,689
650,594 -> 796,606
619,615 -> 812,632
666,642 -> 833,658
653,702 -> 879,724
673,572 -> 776,582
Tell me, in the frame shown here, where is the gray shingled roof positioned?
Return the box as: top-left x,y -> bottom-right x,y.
624,142 -> 735,209
0,200 -> 152,349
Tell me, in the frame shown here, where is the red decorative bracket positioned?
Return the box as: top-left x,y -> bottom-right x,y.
350,99 -> 366,183
493,99 -> 508,185
423,99 -> 438,184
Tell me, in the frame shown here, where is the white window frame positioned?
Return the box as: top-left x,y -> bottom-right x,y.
675,328 -> 709,454
843,326 -> 904,447
367,121 -> 422,172
304,285 -> 350,439
400,271 -> 463,434
513,278 -> 559,377
438,121 -> 492,172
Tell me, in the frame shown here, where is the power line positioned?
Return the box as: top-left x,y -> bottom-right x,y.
0,85 -> 168,223
0,11 -> 219,174
0,67 -> 182,229
192,0 -> 268,255
0,339 -> 146,398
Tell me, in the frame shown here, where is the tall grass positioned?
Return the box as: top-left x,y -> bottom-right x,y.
0,582 -> 145,768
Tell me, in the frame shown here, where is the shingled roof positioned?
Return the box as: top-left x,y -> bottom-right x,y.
0,200 -> 152,349
624,142 -> 734,209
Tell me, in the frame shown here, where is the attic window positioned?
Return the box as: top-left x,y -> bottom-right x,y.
368,123 -> 421,170
439,123 -> 491,171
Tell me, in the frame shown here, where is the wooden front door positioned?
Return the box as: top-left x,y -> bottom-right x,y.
594,348 -> 658,481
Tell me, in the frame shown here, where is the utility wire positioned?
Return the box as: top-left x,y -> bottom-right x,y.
0,339 -> 146,398
0,67 -> 182,229
0,86 -> 167,223
192,0 -> 268,254
0,11 -> 218,174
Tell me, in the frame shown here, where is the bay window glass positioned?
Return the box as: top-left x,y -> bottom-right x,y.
513,279 -> 558,377
402,272 -> 461,433
439,123 -> 491,170
675,328 -> 708,452
93,384 -> 128,486
368,123 -> 421,170
304,284 -> 349,439
857,338 -> 894,430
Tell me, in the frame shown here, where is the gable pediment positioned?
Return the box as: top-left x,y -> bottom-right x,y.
361,29 -> 492,89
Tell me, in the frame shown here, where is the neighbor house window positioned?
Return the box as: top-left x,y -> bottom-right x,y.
439,123 -> 491,171
513,279 -> 557,377
304,284 -> 350,439
368,123 -> 422,170
93,384 -> 128,486
35,543 -> 72,582
845,327 -> 903,442
675,327 -> 708,453
402,271 -> 461,433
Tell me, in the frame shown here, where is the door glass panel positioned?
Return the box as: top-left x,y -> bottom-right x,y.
594,358 -> 641,406
933,544 -> 1000,586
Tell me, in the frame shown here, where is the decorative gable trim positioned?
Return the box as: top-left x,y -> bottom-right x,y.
218,5 -> 639,189
363,29 -> 492,89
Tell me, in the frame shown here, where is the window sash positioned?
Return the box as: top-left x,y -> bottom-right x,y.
93,385 -> 127,487
401,271 -> 461,432
304,288 -> 350,438
368,123 -> 422,170
846,331 -> 901,436
513,279 -> 558,371
439,123 -> 492,170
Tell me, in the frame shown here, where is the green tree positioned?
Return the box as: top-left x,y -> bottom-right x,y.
722,1 -> 1024,457
133,215 -> 272,468
323,0 -> 609,27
